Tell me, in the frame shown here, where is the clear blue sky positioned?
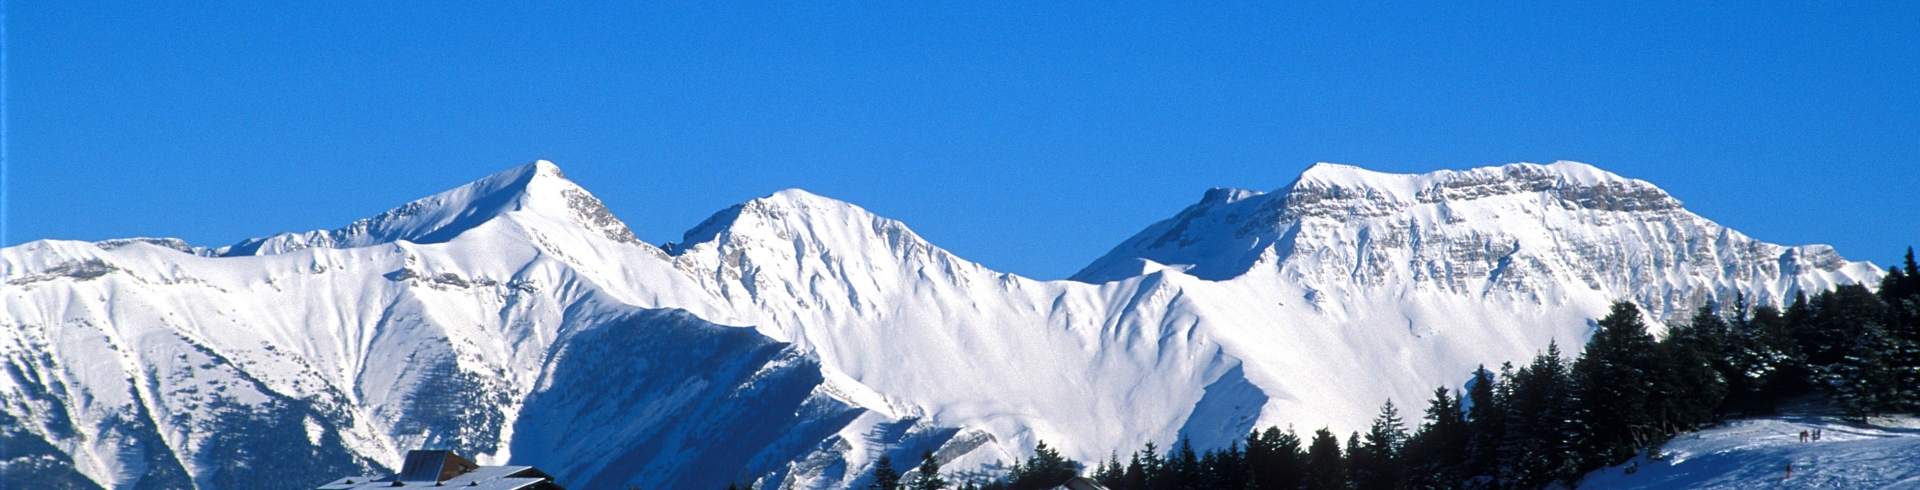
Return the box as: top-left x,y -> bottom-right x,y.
9,2 -> 1917,279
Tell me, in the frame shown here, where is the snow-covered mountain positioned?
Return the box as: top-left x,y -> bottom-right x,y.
0,160 -> 1882,490
1077,162 -> 1865,320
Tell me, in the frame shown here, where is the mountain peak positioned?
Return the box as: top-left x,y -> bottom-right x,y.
1199,187 -> 1264,205
761,187 -> 830,203
220,160 -> 643,255
1074,161 -> 1840,301
1281,161 -> 1679,215
1293,160 -> 1622,191
667,188 -> 895,255
1293,162 -> 1370,180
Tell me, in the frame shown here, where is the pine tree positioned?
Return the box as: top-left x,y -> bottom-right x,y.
1652,304 -> 1728,433
1572,301 -> 1661,469
1802,285 -> 1896,419
1139,438 -> 1190,490
1725,299 -> 1804,414
1093,452 -> 1125,488
1198,442 -> 1246,490
1344,432 -> 1362,488
1351,400 -> 1406,490
1462,365 -> 1505,488
1908,247 -> 1920,280
1122,451 -> 1148,490
1503,342 -> 1579,488
1880,248 -> 1920,414
1131,442 -> 1161,490
1009,441 -> 1077,490
1786,291 -> 1815,355
1821,330 -> 1897,420
872,455 -> 902,490
1887,326 -> 1920,415
1482,363 -> 1526,489
908,451 -> 949,490
1245,427 -> 1304,490
1304,428 -> 1347,490
1401,386 -> 1466,489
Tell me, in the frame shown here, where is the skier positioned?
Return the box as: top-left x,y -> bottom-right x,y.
1814,429 -> 1822,441
1799,430 -> 1808,442
1786,463 -> 1792,479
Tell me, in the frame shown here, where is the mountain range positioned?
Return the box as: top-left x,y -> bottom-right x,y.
0,161 -> 1882,490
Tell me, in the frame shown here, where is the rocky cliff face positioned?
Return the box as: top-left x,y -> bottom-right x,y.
0,160 -> 1881,490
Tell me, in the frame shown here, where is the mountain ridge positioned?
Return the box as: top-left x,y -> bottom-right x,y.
0,160 -> 1883,490
1074,161 -> 1871,321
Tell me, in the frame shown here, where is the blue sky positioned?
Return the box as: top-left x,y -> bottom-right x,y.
8,1 -> 1916,279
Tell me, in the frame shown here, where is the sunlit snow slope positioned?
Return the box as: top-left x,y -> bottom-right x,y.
0,160 -> 1882,490
1577,414 -> 1920,489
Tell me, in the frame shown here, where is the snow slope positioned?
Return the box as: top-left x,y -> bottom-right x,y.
0,160 -> 1884,490
1578,414 -> 1920,489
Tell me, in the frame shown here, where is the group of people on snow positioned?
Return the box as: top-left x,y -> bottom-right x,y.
1786,428 -> 1825,479
1797,428 -> 1823,443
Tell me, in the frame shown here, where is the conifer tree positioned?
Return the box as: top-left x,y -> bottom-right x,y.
1351,400 -> 1406,490
1245,427 -> 1304,490
1009,441 -> 1077,490
872,455 -> 902,490
1401,386 -> 1466,489
1171,438 -> 1201,489
1653,304 -> 1728,432
909,451 -> 949,490
1197,442 -> 1245,490
1880,248 -> 1920,413
1344,432 -> 1362,488
1131,442 -> 1161,490
1121,451 -> 1147,490
1463,366 -> 1506,487
1881,258 -> 1915,337
1504,341 -> 1580,488
1093,452 -> 1125,488
1725,300 -> 1803,413
1572,301 -> 1661,469
1802,285 -> 1896,419
1304,428 -> 1347,490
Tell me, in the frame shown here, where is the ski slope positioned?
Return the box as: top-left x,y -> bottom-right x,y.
1579,414 -> 1920,489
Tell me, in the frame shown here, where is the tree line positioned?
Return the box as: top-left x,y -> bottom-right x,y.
845,249 -> 1920,490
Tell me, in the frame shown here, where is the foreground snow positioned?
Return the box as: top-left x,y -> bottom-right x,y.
1579,414 -> 1920,489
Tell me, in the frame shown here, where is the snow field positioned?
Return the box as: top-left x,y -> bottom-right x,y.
1578,415 -> 1920,489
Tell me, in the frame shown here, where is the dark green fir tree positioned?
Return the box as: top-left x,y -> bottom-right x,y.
1304,428 -> 1347,490
871,454 -> 902,490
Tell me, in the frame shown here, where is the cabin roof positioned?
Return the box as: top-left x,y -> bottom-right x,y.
315,450 -> 561,490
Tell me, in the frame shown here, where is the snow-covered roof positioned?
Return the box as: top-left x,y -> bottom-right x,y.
315,451 -> 563,490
